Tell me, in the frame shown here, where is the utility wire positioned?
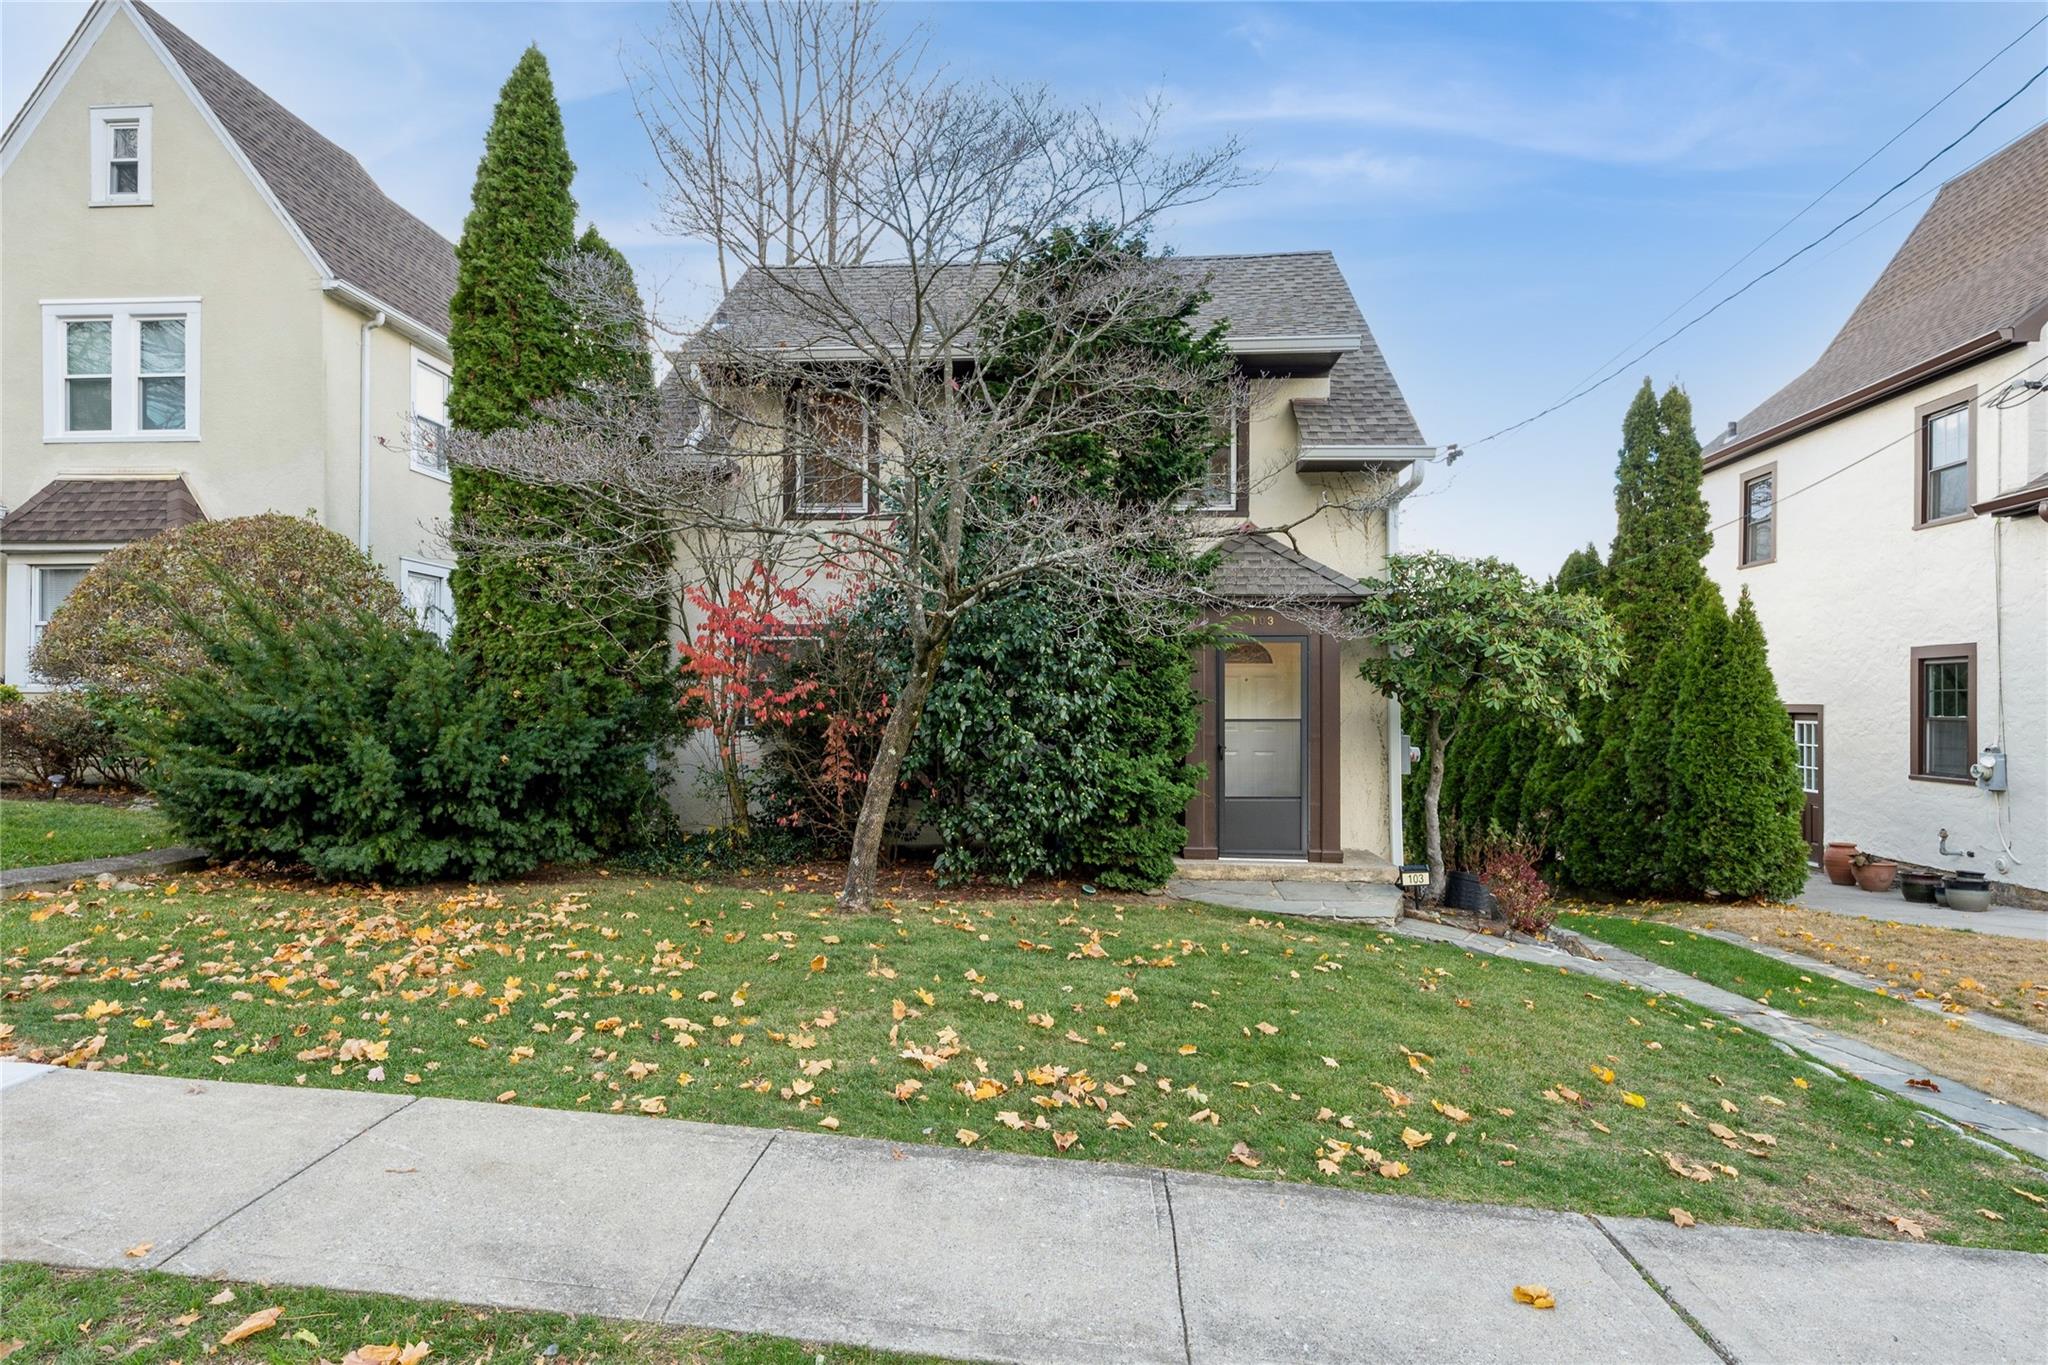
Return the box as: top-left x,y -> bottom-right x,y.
1461,66 -> 2048,454
1547,13 -> 2048,405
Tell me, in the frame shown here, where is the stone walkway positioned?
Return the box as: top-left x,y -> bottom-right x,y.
1390,919 -> 2048,1161
1791,871 -> 2046,941
3,1062 -> 2043,1364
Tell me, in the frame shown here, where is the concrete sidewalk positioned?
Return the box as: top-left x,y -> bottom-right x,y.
1791,871 -> 2046,940
3,1063 -> 2043,1364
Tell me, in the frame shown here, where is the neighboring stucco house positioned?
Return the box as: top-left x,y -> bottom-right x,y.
1,0 -> 458,686
1701,124 -> 2047,900
680,252 -> 1436,870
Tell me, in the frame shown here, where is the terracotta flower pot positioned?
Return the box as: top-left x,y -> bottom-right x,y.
1852,860 -> 1898,893
1822,842 -> 1858,886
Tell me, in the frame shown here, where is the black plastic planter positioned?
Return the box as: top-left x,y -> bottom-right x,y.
1444,870 -> 1499,915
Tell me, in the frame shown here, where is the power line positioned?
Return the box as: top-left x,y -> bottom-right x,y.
1460,66 -> 2048,454
1547,13 -> 2048,405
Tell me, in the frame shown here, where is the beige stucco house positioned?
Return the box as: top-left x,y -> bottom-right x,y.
680,252 -> 1437,870
1,0 -> 458,686
1701,124 -> 2047,900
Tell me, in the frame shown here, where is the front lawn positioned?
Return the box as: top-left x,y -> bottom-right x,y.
4,873 -> 2044,1250
0,1262 -> 939,1364
1565,909 -> 2048,1118
0,797 -> 173,870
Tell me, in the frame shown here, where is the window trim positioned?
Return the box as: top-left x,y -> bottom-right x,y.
784,389 -> 878,520
400,557 -> 455,642
1913,388 -> 1975,529
88,104 -> 152,206
1738,461 -> 1777,567
409,348 -> 453,481
4,554 -> 104,689
40,298 -> 200,442
1907,642 -> 1976,784
1186,404 -> 1253,516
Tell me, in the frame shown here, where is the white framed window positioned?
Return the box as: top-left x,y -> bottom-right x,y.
4,556 -> 102,688
1181,405 -> 1242,513
401,558 -> 455,642
410,350 -> 452,479
89,105 -> 152,205
31,564 -> 91,648
41,299 -> 200,441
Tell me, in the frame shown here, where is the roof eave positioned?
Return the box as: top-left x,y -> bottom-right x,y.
1296,443 -> 1437,472
1704,330 -> 2023,471
323,280 -> 449,356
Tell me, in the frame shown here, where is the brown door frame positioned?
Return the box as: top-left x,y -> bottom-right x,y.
1787,704 -> 1824,864
1183,611 -> 1342,863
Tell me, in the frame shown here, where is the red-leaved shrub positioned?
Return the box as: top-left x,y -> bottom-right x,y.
1479,837 -> 1556,936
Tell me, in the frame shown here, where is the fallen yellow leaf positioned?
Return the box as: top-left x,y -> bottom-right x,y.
220,1307 -> 282,1346
124,1242 -> 152,1258
1669,1208 -> 1695,1228
1512,1284 -> 1556,1310
1622,1092 -> 1646,1109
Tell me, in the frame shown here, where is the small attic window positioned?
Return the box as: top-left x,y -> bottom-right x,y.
90,105 -> 152,205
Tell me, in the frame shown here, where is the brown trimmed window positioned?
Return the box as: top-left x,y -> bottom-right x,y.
1740,467 -> 1775,566
792,392 -> 872,517
1909,645 -> 1975,781
1919,403 -> 1970,525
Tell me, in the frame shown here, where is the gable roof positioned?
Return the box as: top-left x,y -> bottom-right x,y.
3,3 -> 455,341
1205,532 -> 1367,603
696,250 -> 1425,447
1708,124 -> 2048,469
131,3 -> 456,337
0,477 -> 204,547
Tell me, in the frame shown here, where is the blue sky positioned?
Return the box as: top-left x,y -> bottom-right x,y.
7,2 -> 2044,574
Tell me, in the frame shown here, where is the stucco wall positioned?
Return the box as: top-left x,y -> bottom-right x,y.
1702,341 -> 2048,894
1,7 -> 452,678
660,367 -> 1408,863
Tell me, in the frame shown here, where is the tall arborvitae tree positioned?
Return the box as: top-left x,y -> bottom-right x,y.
447,49 -> 667,845
1557,381 -> 1712,891
1554,542 -> 1605,596
1664,587 -> 1808,898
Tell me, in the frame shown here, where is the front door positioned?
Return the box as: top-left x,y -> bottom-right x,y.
1789,708 -> 1824,864
1219,637 -> 1308,858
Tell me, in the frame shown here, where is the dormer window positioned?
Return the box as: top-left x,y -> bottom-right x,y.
90,106 -> 152,205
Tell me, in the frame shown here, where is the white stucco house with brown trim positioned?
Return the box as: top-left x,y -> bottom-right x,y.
1,0 -> 459,686
678,252 -> 1437,871
1700,124 -> 2047,900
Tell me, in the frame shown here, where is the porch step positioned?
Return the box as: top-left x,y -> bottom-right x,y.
1171,854 -> 1398,884
1167,877 -> 1402,924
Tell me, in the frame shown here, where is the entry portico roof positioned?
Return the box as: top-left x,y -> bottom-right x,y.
0,476 -> 205,547
1205,532 -> 1368,603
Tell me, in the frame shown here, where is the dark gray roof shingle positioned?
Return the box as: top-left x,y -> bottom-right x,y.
135,2 -> 456,337
1,477 -> 205,546
1205,533 -> 1366,602
1291,349 -> 1425,447
1715,124 -> 2048,461
696,250 -> 1424,444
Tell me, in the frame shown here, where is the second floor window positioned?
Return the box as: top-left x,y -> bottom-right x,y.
792,392 -> 872,517
43,301 -> 199,440
1919,403 -> 1970,525
1740,468 -> 1774,565
411,355 -> 452,478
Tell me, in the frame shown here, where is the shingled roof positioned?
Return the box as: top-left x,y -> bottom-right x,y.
1708,124 -> 2048,468
0,477 -> 205,547
695,250 -> 1424,447
1205,533 -> 1367,603
131,2 -> 456,336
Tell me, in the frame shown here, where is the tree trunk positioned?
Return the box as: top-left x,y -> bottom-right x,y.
838,639 -> 942,912
1423,710 -> 1448,903
717,729 -> 751,838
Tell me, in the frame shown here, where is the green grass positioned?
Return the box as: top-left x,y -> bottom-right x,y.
0,1261 -> 940,1363
0,797 -> 172,869
4,873 -> 2045,1250
1562,910 -> 1901,1029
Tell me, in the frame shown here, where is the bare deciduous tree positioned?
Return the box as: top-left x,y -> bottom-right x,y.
633,0 -> 928,290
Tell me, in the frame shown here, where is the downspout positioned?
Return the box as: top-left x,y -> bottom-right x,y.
1385,460 -> 1427,865
356,311 -> 387,553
